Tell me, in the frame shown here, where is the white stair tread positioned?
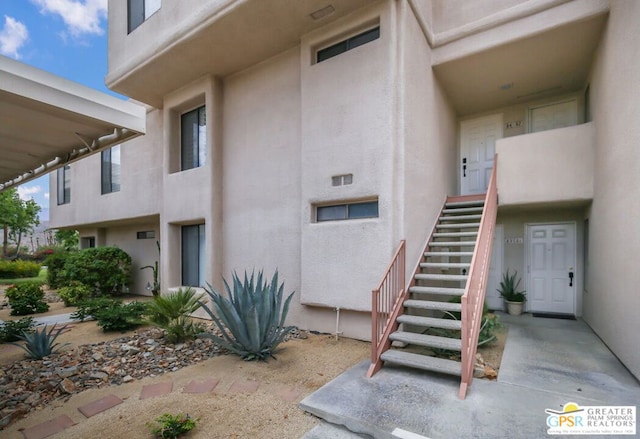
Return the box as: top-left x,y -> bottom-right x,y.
429,241 -> 476,247
415,273 -> 468,282
439,214 -> 482,221
389,331 -> 462,351
442,207 -> 484,214
397,314 -> 462,330
409,286 -> 465,296
433,231 -> 478,238
420,262 -> 470,269
437,223 -> 481,229
381,350 -> 462,376
425,251 -> 473,257
404,299 -> 462,312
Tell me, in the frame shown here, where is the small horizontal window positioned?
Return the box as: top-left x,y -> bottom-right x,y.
316,26 -> 380,63
316,200 -> 378,222
137,231 -> 156,239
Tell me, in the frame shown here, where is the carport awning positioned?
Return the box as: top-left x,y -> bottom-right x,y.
0,56 -> 145,192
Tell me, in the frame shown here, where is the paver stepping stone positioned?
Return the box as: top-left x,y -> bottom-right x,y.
228,380 -> 260,394
182,378 -> 220,394
78,394 -> 123,418
21,414 -> 75,439
140,381 -> 173,400
274,386 -> 304,402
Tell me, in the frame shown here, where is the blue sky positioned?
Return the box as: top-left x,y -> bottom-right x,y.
0,0 -> 114,221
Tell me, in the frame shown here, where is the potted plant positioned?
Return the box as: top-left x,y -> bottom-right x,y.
497,269 -> 526,315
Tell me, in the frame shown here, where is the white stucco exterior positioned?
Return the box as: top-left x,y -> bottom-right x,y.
48,0 -> 640,378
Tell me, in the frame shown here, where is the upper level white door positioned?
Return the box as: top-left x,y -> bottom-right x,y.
527,223 -> 576,315
529,99 -> 578,133
460,114 -> 502,195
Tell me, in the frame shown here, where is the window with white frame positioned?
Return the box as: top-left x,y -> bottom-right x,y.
128,0 -> 161,33
57,165 -> 71,205
181,106 -> 207,171
316,200 -> 378,222
181,224 -> 205,287
101,145 -> 121,194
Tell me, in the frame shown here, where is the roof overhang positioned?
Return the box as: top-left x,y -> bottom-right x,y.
0,56 -> 146,192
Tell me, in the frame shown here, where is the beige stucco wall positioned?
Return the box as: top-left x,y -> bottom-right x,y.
299,2 -> 394,313
496,123 -> 595,206
49,107 -> 162,228
583,0 -> 640,379
431,0 -> 532,33
400,1 -> 457,270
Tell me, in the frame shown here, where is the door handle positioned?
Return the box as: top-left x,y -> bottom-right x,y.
462,158 -> 467,177
568,271 -> 574,287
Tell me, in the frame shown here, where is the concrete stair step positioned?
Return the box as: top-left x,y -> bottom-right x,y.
409,286 -> 465,296
415,273 -> 468,282
433,231 -> 478,238
437,222 -> 480,229
404,299 -> 462,312
441,207 -> 484,214
381,350 -> 462,376
397,314 -> 462,330
420,262 -> 470,269
429,241 -> 476,247
439,214 -> 482,221
445,199 -> 485,208
389,331 -> 462,351
425,251 -> 473,257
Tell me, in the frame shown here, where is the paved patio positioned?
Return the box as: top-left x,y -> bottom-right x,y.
300,313 -> 640,438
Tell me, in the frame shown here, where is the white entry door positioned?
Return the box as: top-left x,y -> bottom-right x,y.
485,224 -> 504,311
529,99 -> 578,133
460,114 -> 502,195
527,223 -> 576,315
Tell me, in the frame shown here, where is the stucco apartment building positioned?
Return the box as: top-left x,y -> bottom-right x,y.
49,0 -> 640,380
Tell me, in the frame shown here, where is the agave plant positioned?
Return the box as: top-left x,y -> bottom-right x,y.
11,324 -> 70,359
200,270 -> 294,361
497,269 -> 526,302
146,288 -> 205,343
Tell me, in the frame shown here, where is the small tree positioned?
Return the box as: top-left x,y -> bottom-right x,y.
54,229 -> 79,251
59,247 -> 132,295
0,189 -> 41,259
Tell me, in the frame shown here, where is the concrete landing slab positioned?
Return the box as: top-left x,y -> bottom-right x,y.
21,415 -> 75,439
302,421 -> 372,438
228,380 -> 260,394
183,378 -> 219,394
78,394 -> 123,418
140,381 -> 173,400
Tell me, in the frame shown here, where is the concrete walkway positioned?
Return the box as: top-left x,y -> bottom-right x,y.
300,313 -> 640,439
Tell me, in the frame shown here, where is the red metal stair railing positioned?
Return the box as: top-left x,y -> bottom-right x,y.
458,155 -> 498,399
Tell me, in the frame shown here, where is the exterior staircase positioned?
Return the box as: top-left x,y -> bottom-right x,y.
381,196 -> 484,377
367,155 -> 498,399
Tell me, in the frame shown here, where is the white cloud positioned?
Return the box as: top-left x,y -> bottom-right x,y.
0,16 -> 29,59
31,0 -> 107,37
44,192 -> 50,200
17,185 -> 43,201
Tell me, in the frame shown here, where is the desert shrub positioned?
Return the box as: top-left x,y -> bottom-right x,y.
0,317 -> 35,342
11,324 -> 70,359
58,247 -> 131,295
71,297 -> 120,321
146,288 -> 204,343
5,282 -> 49,315
95,301 -> 148,332
44,251 -> 70,289
57,282 -> 93,306
147,413 -> 198,439
0,260 -> 41,279
200,270 -> 294,361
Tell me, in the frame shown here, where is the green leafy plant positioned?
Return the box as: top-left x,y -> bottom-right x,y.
147,413 -> 198,439
11,324 -> 70,359
146,288 -> 204,343
95,301 -> 148,332
58,247 -> 131,295
5,282 -> 49,315
71,297 -> 119,321
0,317 -> 35,342
57,282 -> 93,306
0,260 -> 41,279
200,270 -> 294,361
44,251 -> 70,289
497,269 -> 526,302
